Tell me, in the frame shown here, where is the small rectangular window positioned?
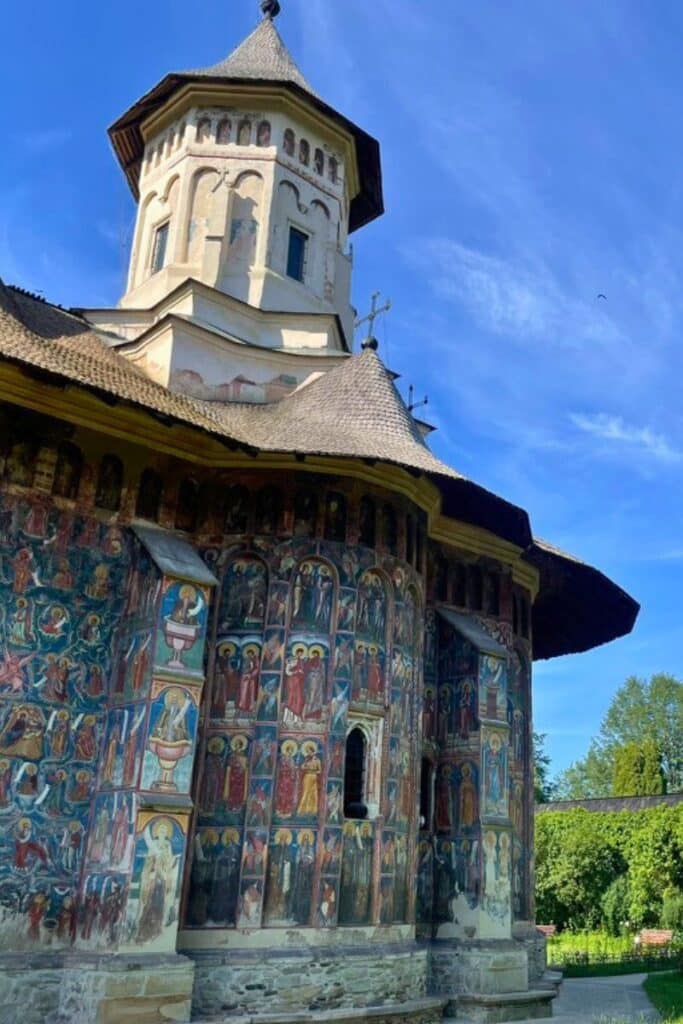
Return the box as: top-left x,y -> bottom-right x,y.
287,227 -> 308,282
151,222 -> 170,273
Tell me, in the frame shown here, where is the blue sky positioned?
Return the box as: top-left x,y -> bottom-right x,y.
2,0 -> 683,778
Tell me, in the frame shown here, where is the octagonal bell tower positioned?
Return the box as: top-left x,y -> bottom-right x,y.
106,4 -> 382,360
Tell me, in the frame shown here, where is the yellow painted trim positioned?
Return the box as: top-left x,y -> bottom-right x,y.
141,83 -> 361,203
0,362 -> 538,595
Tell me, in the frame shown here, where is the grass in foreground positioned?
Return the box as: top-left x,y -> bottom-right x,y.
643,971 -> 683,1020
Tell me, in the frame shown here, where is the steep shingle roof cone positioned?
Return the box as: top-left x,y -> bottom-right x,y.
190,15 -> 319,98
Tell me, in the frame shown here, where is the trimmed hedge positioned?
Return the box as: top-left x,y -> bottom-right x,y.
536,804 -> 683,932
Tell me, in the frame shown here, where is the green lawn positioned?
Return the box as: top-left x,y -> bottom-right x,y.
643,971 -> 683,1021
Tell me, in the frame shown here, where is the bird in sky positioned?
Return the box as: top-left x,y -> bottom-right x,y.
597,293 -> 607,300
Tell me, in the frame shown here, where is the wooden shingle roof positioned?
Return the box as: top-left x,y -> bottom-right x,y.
0,282 -> 639,660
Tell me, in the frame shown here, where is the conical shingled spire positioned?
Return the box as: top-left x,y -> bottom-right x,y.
190,15 -> 319,99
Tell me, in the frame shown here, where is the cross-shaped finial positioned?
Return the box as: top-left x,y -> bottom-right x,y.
261,0 -> 281,18
355,291 -> 392,350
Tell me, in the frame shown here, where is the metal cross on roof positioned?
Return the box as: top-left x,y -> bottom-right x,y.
355,291 -> 392,351
261,0 -> 281,18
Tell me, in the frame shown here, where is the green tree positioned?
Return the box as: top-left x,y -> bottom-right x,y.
613,738 -> 666,797
533,731 -> 556,803
555,674 -> 683,799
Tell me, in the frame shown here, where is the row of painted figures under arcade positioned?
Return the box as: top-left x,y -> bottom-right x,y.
0,485 -> 532,952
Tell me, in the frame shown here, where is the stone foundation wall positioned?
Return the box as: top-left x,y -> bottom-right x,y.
0,952 -> 195,1024
188,942 -> 428,1019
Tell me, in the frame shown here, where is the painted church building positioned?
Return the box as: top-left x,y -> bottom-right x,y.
0,6 -> 638,1024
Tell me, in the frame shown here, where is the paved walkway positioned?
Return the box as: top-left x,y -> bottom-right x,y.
552,974 -> 661,1021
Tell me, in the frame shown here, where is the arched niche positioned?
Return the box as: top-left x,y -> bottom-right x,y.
227,171 -> 263,269
95,454 -> 123,512
353,569 -> 391,703
185,168 -> 219,265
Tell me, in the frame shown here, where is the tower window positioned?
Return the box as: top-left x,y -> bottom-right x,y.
196,118 -> 211,143
283,128 -> 295,156
314,148 -> 325,175
150,222 -> 170,274
216,118 -> 231,144
237,119 -> 252,145
299,138 -> 310,166
344,728 -> 367,819
257,120 -> 271,146
328,156 -> 339,183
287,227 -> 308,282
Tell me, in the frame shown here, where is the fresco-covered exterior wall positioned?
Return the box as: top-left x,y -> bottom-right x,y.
182,530 -> 423,936
0,406 -> 538,1024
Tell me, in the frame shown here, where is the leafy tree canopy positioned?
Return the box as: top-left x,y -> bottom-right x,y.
554,674 -> 683,799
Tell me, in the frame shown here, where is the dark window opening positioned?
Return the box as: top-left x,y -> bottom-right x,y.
468,565 -> 483,611
406,514 -> 416,566
382,504 -> 398,555
420,758 -> 432,830
293,487 -> 317,537
224,485 -> 249,533
136,468 -> 163,521
434,555 -> 448,603
359,496 -> 376,547
95,454 -> 123,511
520,598 -> 530,639
485,572 -> 500,616
237,119 -> 252,145
453,563 -> 467,606
314,147 -> 325,175
175,477 -> 200,533
344,728 -> 367,819
151,222 -> 170,274
287,227 -> 308,282
52,442 -> 83,500
324,491 -> 347,542
254,485 -> 281,534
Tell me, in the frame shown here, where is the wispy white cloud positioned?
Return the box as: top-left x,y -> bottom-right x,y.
405,239 -> 622,350
569,412 -> 681,463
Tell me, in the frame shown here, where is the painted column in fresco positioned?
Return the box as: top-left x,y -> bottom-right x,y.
79,531 -> 215,954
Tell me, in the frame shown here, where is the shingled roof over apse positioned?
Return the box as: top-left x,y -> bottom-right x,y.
108,17 -> 383,232
0,282 -> 639,660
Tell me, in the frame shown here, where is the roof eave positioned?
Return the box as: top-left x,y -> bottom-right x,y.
525,541 -> 640,660
108,75 -> 384,233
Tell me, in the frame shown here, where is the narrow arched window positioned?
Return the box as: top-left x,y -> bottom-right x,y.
95,454 -> 123,511
344,728 -> 367,818
216,117 -> 231,144
324,491 -> 347,542
196,118 -> 211,143
175,477 -> 200,533
52,442 -> 82,500
382,504 -> 398,555
257,120 -> 271,146
328,156 -> 339,183
468,565 -> 483,611
136,468 -> 163,521
420,758 -> 433,830
299,138 -> 310,166
314,148 -> 325,175
178,122 -> 186,145
283,128 -> 295,156
237,119 -> 252,146
359,496 -> 376,547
